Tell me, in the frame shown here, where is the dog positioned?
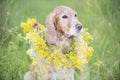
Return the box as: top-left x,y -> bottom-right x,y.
24,6 -> 88,80
46,6 -> 83,47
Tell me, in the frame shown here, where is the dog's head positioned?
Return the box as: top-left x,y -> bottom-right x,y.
46,6 -> 83,44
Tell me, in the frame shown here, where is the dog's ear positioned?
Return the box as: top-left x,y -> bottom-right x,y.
46,11 -> 57,45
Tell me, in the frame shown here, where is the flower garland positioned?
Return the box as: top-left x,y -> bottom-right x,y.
20,18 -> 94,73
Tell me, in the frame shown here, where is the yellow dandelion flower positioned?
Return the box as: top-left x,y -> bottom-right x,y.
82,28 -> 88,35
20,22 -> 31,33
32,59 -> 37,66
53,59 -> 60,68
82,28 -> 94,45
38,24 -> 45,30
27,18 -> 37,27
20,22 -> 27,28
86,46 -> 94,61
84,33 -> 93,41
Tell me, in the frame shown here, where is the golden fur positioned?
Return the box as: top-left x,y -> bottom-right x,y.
46,6 -> 83,46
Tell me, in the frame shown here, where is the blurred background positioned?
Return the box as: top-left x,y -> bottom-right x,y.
0,0 -> 120,80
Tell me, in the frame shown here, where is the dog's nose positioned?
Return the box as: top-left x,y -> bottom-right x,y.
75,24 -> 82,30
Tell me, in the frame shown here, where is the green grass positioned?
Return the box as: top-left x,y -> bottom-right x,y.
0,0 -> 120,80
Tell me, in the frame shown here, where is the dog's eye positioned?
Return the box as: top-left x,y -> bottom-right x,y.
75,14 -> 77,17
62,15 -> 68,19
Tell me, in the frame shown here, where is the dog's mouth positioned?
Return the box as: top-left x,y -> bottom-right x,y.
65,34 -> 76,40
66,28 -> 83,37
66,25 -> 83,37
75,27 -> 83,35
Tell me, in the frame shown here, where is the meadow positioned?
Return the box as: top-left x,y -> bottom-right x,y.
0,0 -> 120,80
